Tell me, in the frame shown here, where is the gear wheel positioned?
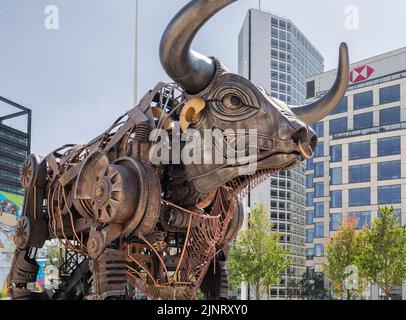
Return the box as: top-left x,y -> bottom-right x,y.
20,154 -> 47,189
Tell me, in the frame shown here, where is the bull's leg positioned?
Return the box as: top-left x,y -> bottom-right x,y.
85,248 -> 128,300
200,245 -> 229,300
8,154 -> 49,300
7,248 -> 43,300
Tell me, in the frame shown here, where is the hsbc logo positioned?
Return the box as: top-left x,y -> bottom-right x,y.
350,65 -> 375,83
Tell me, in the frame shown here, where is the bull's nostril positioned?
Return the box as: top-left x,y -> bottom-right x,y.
292,127 -> 317,159
291,128 -> 308,145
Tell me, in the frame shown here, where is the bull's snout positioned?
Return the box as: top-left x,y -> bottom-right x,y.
291,127 -> 318,159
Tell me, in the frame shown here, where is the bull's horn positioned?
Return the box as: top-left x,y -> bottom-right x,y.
291,43 -> 350,125
159,0 -> 237,95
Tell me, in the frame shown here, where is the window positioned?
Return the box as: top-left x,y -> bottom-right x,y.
314,183 -> 324,197
349,188 -> 371,206
306,211 -> 314,225
314,162 -> 324,178
330,213 -> 342,231
353,91 -> 373,110
378,185 -> 401,204
306,192 -> 314,207
349,164 -> 370,183
349,141 -> 370,160
330,96 -> 348,115
378,161 -> 401,180
0,142 -> 27,157
0,169 -> 20,184
306,248 -> 315,259
314,142 -> 324,158
380,107 -> 400,126
0,183 -> 24,195
0,128 -> 27,145
306,80 -> 315,99
306,174 -> 314,188
306,229 -> 314,243
329,117 -> 348,135
354,112 -> 373,130
279,20 -> 286,29
315,244 -> 324,257
330,167 -> 342,185
378,136 -> 400,156
313,122 -> 324,137
330,190 -> 342,208
314,223 -> 324,238
380,84 -> 400,104
330,145 -> 342,162
306,158 -> 314,170
349,211 -> 371,230
315,203 -> 324,218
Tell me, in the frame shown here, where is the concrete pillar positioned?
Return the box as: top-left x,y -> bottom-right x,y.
240,283 -> 249,300
239,198 -> 251,300
370,284 -> 380,300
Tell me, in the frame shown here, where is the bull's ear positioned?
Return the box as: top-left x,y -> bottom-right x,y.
180,97 -> 206,132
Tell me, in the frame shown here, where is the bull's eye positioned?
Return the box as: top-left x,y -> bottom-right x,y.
222,94 -> 243,110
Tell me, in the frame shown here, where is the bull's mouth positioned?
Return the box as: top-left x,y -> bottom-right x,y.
191,151 -> 303,198
223,151 -> 302,200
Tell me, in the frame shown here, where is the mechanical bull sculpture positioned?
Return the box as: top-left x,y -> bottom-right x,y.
7,0 -> 349,300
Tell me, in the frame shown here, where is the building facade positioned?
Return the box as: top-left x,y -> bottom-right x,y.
305,47 -> 406,300
0,96 -> 31,195
238,8 -> 324,299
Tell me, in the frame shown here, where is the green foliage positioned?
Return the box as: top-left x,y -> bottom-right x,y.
324,218 -> 367,299
195,290 -> 205,300
358,206 -> 406,299
227,204 -> 291,299
299,272 -> 326,300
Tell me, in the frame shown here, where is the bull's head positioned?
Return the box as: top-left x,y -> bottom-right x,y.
159,0 -> 349,195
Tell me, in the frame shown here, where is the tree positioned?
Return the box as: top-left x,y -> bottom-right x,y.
324,218 -> 367,299
286,271 -> 300,300
299,271 -> 326,300
358,206 -> 406,300
46,241 -> 64,266
227,204 -> 291,300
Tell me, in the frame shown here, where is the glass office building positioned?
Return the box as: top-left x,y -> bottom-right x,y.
0,97 -> 31,196
305,47 -> 406,300
238,8 -> 324,299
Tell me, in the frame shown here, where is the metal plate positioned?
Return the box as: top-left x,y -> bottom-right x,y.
114,157 -> 149,237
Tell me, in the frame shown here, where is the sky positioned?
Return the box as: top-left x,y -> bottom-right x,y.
0,0 -> 406,156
